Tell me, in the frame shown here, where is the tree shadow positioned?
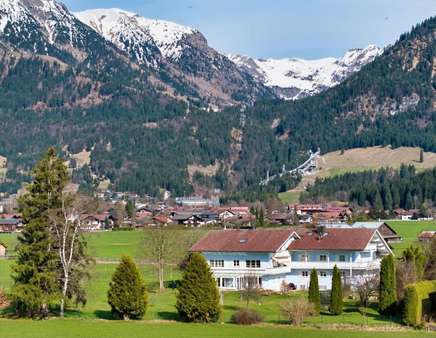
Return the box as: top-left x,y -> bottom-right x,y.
223,305 -> 240,312
156,311 -> 180,321
94,310 -> 114,320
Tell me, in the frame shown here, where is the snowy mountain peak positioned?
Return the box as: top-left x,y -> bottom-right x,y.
230,45 -> 383,100
75,8 -> 197,61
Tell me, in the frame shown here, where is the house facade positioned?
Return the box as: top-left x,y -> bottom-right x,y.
191,227 -> 392,292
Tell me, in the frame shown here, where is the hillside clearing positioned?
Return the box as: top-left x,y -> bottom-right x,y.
280,146 -> 436,202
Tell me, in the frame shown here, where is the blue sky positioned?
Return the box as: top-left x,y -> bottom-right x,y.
65,0 -> 436,59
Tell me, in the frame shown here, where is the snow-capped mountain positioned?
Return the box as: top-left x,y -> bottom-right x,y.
230,45 -> 383,100
75,8 -> 195,64
75,8 -> 272,107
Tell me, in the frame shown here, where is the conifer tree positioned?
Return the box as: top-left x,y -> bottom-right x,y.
329,265 -> 343,315
379,254 -> 397,315
11,148 -> 68,317
107,256 -> 147,320
176,253 -> 220,322
308,268 -> 320,314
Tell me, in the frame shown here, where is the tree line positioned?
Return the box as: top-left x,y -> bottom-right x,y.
301,165 -> 436,213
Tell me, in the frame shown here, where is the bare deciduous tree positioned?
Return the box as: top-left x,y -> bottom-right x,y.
48,194 -> 94,317
355,275 -> 379,326
149,226 -> 174,292
239,275 -> 262,308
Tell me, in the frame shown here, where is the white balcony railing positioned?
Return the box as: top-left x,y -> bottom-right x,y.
289,260 -> 380,270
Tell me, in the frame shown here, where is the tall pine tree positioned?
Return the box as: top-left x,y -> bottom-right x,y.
11,148 -> 68,317
329,265 -> 343,315
308,268 -> 320,314
176,253 -> 221,322
379,254 -> 397,315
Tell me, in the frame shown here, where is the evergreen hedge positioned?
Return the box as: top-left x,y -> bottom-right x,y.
379,254 -> 397,315
308,268 -> 320,314
403,280 -> 436,327
329,265 -> 343,315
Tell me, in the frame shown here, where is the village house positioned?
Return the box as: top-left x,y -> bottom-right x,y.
81,214 -> 111,232
418,230 -> 436,242
0,242 -> 6,257
325,221 -> 402,244
0,218 -> 23,232
289,204 -> 352,223
191,227 -> 392,291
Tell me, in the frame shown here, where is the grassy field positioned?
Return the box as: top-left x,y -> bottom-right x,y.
387,220 -> 436,254
0,224 -> 434,336
278,191 -> 301,205
0,320 -> 431,338
0,228 -> 207,260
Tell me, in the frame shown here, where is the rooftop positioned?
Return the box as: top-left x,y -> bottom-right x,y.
287,228 -> 377,251
191,228 -> 297,253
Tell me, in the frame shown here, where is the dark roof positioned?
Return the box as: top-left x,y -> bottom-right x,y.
190,229 -> 297,253
0,218 -> 21,225
287,228 -> 376,251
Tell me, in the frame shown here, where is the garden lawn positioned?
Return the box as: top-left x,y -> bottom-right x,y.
0,319 -> 430,338
386,220 -> 436,254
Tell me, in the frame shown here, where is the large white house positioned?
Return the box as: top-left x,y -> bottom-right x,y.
190,227 -> 392,291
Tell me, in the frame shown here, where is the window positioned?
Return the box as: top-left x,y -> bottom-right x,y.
319,271 -> 327,277
246,260 -> 261,268
222,278 -> 234,288
210,260 -> 224,268
302,271 -> 309,277
233,260 -> 240,267
339,255 -> 346,262
320,255 -> 327,262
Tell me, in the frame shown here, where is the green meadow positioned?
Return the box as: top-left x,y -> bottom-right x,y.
0,222 -> 435,337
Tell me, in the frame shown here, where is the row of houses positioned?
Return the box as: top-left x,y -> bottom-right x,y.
138,206 -> 254,228
191,226 -> 392,291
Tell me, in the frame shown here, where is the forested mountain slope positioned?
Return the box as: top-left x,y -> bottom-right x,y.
0,2 -> 435,198
231,16 -> 436,195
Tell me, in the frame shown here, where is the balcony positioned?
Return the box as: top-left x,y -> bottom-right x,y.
289,260 -> 380,270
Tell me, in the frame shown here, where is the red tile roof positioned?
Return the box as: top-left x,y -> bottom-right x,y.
191,229 -> 297,253
287,228 -> 376,251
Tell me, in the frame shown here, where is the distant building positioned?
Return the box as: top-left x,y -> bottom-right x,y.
418,231 -> 436,242
0,218 -> 23,233
175,196 -> 219,207
0,242 -> 6,257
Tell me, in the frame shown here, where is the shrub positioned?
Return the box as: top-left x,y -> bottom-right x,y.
329,265 -> 343,315
281,298 -> 314,326
107,256 -> 148,320
379,254 -> 397,315
231,308 -> 263,325
176,252 -> 221,322
403,280 -> 436,327
9,284 -> 43,318
308,268 -> 320,314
